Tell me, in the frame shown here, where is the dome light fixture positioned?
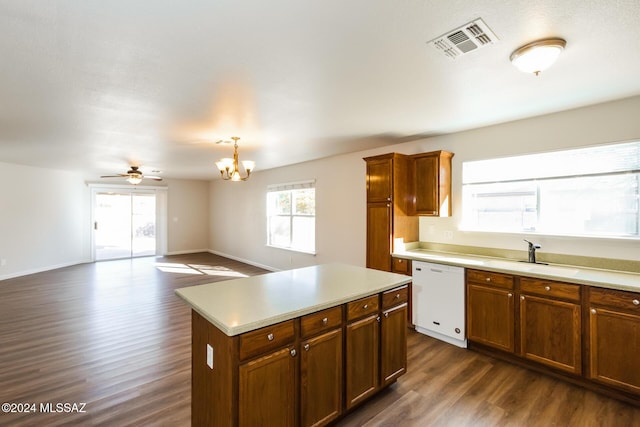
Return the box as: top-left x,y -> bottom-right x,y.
510,38 -> 566,76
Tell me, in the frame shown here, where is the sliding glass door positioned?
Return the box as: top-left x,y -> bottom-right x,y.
94,191 -> 157,260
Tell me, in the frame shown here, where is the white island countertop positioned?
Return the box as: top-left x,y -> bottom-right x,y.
393,249 -> 640,293
175,263 -> 412,336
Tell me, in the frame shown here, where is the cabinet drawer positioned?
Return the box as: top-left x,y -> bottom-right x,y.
467,269 -> 514,290
347,295 -> 379,321
392,258 -> 411,275
239,320 -> 295,361
382,285 -> 408,309
589,287 -> 640,312
520,278 -> 581,302
300,306 -> 343,338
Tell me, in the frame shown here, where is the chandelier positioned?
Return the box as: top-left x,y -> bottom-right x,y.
215,137 -> 255,181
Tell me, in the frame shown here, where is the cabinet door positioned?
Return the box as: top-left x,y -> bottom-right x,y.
366,157 -> 393,202
413,154 -> 438,215
467,283 -> 515,352
589,307 -> 640,393
366,202 -> 391,271
239,347 -> 297,427
381,303 -> 407,386
345,314 -> 380,409
301,329 -> 343,427
520,294 -> 581,374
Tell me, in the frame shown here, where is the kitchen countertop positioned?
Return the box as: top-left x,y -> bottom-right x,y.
393,249 -> 640,293
175,263 -> 412,336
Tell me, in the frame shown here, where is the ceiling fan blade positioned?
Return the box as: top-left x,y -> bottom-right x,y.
144,176 -> 163,181
100,174 -> 128,178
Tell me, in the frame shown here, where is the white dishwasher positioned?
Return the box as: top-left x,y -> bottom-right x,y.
412,260 -> 467,348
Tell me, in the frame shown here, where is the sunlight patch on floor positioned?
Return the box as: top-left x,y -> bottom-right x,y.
155,262 -> 248,278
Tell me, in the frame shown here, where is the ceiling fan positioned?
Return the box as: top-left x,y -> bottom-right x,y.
100,166 -> 163,185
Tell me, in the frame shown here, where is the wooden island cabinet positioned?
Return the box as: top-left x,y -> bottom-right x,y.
176,264 -> 411,427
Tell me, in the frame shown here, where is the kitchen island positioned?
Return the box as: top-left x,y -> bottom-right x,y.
176,263 -> 411,427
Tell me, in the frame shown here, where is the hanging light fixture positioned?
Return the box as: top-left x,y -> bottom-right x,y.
510,38 -> 566,76
215,137 -> 255,181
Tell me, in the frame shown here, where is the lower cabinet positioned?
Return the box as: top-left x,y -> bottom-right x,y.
381,303 -> 408,385
466,270 -> 515,353
239,347 -> 297,427
466,268 -> 640,403
191,286 -> 409,426
301,328 -> 343,427
519,278 -> 582,375
345,286 -> 409,410
588,287 -> 640,394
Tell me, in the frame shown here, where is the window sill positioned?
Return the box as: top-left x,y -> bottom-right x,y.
266,245 -> 316,256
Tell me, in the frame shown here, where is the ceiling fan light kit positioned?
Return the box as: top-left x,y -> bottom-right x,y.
216,136 -> 255,181
100,166 -> 163,185
510,38 -> 566,76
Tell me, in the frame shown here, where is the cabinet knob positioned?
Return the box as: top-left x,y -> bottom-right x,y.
520,296 -> 525,301
633,299 -> 640,306
304,344 -> 310,351
544,286 -> 551,291
591,308 -> 597,314
485,277 -> 491,282
363,304 -> 369,310
290,349 -> 297,357
267,333 -> 274,341
384,312 -> 389,318
376,316 -> 381,323
387,197 -> 391,201
508,293 -> 513,298
395,293 -> 400,299
322,317 -> 328,325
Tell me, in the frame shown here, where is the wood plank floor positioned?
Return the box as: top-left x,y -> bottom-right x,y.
1,253 -> 638,426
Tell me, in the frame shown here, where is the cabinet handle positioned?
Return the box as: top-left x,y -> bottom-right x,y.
485,277 -> 491,282
304,344 -> 310,351
544,286 -> 551,291
376,316 -> 381,323
363,304 -> 369,310
384,312 -> 389,318
290,349 -> 297,357
508,293 -> 513,298
322,317 -> 328,325
520,296 -> 525,301
415,268 -> 422,271
591,308 -> 597,314
633,299 -> 640,306
267,333 -> 274,341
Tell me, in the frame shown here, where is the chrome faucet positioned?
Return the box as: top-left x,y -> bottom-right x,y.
523,239 -> 540,263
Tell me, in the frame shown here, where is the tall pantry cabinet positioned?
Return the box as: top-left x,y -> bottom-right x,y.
364,153 -> 418,272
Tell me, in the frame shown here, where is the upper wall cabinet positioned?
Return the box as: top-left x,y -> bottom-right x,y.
412,151 -> 454,217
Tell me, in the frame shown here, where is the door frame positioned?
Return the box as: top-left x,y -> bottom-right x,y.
89,184 -> 168,261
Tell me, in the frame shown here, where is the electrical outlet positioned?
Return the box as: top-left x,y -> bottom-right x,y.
206,344 -> 213,369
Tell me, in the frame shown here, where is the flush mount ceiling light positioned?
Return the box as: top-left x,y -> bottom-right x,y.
510,38 -> 566,76
215,137 -> 255,181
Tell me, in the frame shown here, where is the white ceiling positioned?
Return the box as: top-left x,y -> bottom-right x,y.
1,0 -> 640,181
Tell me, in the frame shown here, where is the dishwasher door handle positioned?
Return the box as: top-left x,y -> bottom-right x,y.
430,268 -> 443,273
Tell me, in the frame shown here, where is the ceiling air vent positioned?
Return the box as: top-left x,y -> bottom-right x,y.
428,18 -> 499,59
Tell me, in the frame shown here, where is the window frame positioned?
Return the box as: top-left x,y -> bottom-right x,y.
266,180 -> 316,254
460,141 -> 640,239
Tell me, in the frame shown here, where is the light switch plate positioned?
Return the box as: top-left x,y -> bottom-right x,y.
206,344 -> 213,369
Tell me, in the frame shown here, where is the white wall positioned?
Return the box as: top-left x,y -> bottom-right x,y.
209,96 -> 640,270
166,178 -> 210,254
0,162 -> 90,279
209,153 -> 367,270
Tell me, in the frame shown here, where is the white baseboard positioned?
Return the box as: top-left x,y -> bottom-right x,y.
0,258 -> 92,281
163,249 -> 210,256
207,250 -> 277,272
